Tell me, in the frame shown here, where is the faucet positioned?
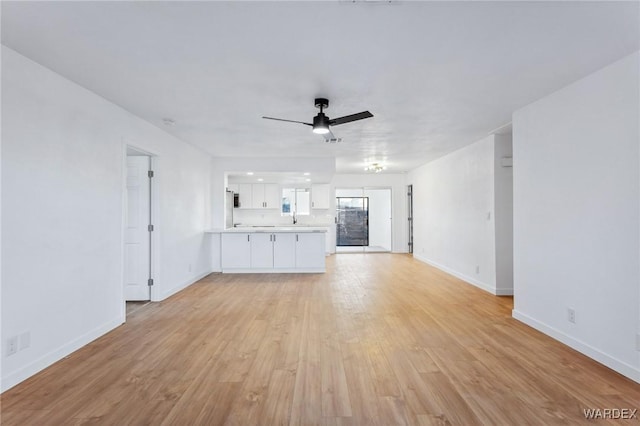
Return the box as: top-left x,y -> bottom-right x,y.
292,211 -> 297,225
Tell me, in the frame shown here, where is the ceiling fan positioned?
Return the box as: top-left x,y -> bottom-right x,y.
262,98 -> 373,143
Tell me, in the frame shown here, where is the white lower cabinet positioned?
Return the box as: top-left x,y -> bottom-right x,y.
221,233 -> 251,268
273,233 -> 296,268
250,233 -> 274,268
221,231 -> 325,272
295,233 -> 326,269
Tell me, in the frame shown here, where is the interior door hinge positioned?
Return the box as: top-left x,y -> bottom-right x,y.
148,224 -> 154,232
148,278 -> 154,286
148,170 -> 154,178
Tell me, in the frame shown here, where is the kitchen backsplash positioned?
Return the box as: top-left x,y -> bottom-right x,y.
232,208 -> 333,227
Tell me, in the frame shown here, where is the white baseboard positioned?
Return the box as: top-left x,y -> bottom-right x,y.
413,254 -> 499,295
156,270 -> 213,301
495,287 -> 514,296
221,268 -> 325,274
1,317 -> 124,393
513,309 -> 640,384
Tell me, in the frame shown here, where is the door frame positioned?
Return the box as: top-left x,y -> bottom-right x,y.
335,186 -> 393,253
336,196 -> 370,247
121,141 -> 161,321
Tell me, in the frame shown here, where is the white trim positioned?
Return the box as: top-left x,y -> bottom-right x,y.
334,186 -> 394,253
157,270 -> 213,301
513,309 -> 640,384
413,253 -> 499,295
122,140 -> 161,305
221,268 -> 325,274
495,287 -> 514,296
1,317 -> 124,392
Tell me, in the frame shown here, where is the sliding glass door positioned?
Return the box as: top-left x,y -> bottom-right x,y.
335,187 -> 392,253
336,197 -> 369,247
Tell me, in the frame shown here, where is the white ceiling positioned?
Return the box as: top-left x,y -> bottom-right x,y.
2,1 -> 638,173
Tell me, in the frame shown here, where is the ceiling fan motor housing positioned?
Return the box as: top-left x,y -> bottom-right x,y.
313,113 -> 329,128
314,98 -> 329,110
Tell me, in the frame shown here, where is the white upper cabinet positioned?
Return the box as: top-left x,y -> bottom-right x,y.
235,183 -> 280,209
251,183 -> 280,209
237,183 -> 253,209
251,184 -> 265,209
263,184 -> 280,209
311,184 -> 331,209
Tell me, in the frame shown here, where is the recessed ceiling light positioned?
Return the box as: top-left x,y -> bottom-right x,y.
305,178 -> 311,182
257,178 -> 264,182
162,118 -> 175,126
303,172 -> 310,176
247,172 -> 254,176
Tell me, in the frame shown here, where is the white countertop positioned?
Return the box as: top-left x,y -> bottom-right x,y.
206,226 -> 328,233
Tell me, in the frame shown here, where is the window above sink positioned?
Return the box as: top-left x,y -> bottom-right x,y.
282,188 -> 310,216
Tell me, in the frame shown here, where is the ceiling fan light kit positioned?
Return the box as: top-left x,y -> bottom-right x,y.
312,115 -> 330,134
263,97 -> 373,141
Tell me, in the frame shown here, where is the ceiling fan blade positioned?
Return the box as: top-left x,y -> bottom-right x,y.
262,116 -> 312,126
328,111 -> 373,126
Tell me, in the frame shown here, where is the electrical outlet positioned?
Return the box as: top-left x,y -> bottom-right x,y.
7,336 -> 18,356
475,265 -> 480,274
636,333 -> 640,352
188,263 -> 192,273
567,308 -> 576,324
20,331 -> 31,350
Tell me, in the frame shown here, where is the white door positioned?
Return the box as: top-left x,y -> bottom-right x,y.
125,156 -> 151,301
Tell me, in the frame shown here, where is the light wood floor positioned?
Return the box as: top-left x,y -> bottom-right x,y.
2,254 -> 639,425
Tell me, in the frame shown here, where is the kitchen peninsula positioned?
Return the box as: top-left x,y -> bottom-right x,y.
207,226 -> 327,273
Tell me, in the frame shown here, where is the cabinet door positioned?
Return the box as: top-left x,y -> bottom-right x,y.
263,184 -> 280,209
238,184 -> 253,209
251,184 -> 265,208
273,233 -> 296,268
250,233 -> 273,268
311,184 -> 331,209
221,233 -> 251,268
295,233 -> 326,269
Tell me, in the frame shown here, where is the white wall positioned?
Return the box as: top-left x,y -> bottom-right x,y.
1,47 -> 213,391
512,51 -> 640,383
365,188 -> 392,251
409,135 -> 507,294
330,173 -> 408,253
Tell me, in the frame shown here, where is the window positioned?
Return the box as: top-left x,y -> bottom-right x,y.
282,188 -> 310,216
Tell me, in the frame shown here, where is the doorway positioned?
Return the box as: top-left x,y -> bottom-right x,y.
336,197 -> 369,247
124,147 -> 154,305
336,188 -> 392,253
408,184 -> 413,253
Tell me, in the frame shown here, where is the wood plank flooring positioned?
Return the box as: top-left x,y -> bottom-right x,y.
2,254 -> 639,425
